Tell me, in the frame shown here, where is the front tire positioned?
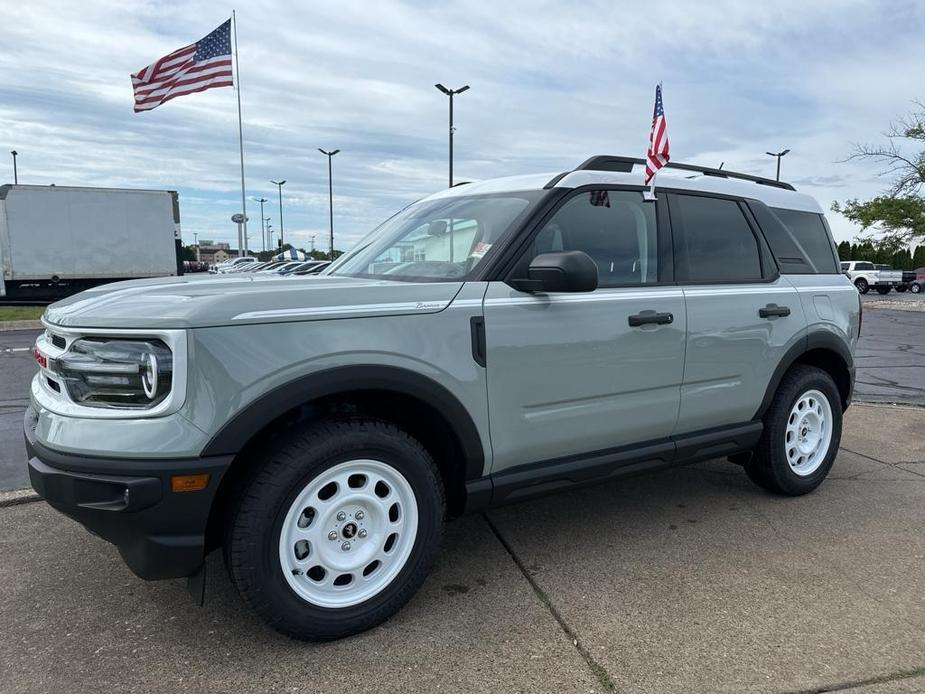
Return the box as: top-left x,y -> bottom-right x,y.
745,365 -> 842,496
912,283 -> 922,294
225,419 -> 445,641
855,278 -> 869,294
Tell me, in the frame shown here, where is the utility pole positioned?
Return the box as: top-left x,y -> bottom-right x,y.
10,150 -> 18,184
253,197 -> 268,251
310,234 -> 316,253
270,180 -> 286,249
264,217 -> 271,252
434,84 -> 469,187
766,149 -> 791,181
318,149 -> 340,258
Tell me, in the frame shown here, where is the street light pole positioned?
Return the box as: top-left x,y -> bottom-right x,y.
10,150 -> 18,184
318,149 -> 340,259
253,197 -> 268,251
266,222 -> 273,251
434,84 -> 469,187
270,180 -> 286,249
766,149 -> 791,182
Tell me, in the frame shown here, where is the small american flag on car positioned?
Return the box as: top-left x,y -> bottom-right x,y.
644,84 -> 670,185
131,20 -> 234,113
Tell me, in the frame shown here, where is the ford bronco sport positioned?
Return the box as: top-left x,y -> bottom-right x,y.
26,155 -> 859,640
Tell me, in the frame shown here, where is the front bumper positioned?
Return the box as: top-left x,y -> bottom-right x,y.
25,406 -> 233,580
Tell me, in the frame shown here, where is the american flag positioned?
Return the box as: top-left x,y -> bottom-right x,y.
644,84 -> 670,185
131,20 -> 233,113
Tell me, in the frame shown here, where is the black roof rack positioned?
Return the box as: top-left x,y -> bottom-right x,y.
571,155 -> 795,191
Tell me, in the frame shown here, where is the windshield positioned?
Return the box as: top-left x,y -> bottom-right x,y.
329,191 -> 544,281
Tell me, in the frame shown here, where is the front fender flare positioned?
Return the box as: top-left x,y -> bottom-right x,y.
199,365 -> 486,481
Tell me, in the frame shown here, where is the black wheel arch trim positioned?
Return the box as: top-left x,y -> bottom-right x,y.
754,330 -> 854,418
200,365 -> 486,481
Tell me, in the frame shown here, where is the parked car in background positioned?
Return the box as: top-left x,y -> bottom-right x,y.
258,261 -> 303,274
279,260 -> 328,275
840,260 -> 904,294
909,267 -> 925,293
213,257 -> 257,273
183,260 -> 209,273
28,154 -> 859,641
292,261 -> 331,275
871,264 -> 908,294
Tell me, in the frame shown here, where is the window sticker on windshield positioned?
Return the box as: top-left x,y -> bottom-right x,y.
469,242 -> 492,259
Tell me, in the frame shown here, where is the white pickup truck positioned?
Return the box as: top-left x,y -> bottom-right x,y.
840,260 -> 909,294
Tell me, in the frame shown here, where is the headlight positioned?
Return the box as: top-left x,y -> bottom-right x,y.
50,338 -> 173,409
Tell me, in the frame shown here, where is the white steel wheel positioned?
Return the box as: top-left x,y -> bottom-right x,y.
785,389 -> 833,477
279,459 -> 419,608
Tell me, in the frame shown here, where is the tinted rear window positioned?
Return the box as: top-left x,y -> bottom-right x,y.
671,195 -> 763,282
766,208 -> 839,274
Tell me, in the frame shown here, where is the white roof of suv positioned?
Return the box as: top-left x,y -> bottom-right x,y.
425,156 -> 822,214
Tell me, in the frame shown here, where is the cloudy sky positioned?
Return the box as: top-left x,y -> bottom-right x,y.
2,0 -> 924,252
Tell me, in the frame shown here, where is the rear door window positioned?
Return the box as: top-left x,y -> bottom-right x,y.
670,194 -> 764,282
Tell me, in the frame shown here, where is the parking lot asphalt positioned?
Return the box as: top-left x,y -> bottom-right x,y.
1,403 -> 923,693
0,329 -> 37,491
855,303 -> 925,406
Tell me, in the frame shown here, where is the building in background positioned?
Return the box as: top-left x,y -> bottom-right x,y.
195,240 -> 232,264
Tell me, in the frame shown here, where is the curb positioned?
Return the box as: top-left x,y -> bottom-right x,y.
0,489 -> 41,508
0,320 -> 43,331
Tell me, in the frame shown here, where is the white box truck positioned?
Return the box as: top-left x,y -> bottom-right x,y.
0,184 -> 182,301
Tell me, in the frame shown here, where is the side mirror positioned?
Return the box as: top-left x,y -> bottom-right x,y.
510,251 -> 598,293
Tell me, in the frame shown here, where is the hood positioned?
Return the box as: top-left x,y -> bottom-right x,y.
43,274 -> 466,329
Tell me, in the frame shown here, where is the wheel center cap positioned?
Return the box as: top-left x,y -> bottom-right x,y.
342,522 -> 358,539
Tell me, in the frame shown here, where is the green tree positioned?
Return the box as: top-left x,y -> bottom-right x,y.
836,240 -> 852,261
913,244 -> 925,268
854,240 -> 876,261
180,245 -> 197,262
833,101 -> 925,246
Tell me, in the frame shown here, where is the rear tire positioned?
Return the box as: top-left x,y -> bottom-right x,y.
855,278 -> 869,294
745,365 -> 842,496
225,419 -> 445,641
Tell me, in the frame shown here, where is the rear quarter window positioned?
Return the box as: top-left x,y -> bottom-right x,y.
766,207 -> 840,274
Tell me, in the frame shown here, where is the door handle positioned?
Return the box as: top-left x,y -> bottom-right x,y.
628,310 -> 674,327
759,304 -> 791,318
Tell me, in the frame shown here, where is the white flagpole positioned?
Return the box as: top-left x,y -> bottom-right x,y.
232,10 -> 248,256
643,82 -> 662,202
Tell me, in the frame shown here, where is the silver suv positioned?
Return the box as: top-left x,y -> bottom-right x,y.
26,155 -> 859,640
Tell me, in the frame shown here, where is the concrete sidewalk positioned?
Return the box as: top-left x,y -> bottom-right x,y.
1,404 -> 923,693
